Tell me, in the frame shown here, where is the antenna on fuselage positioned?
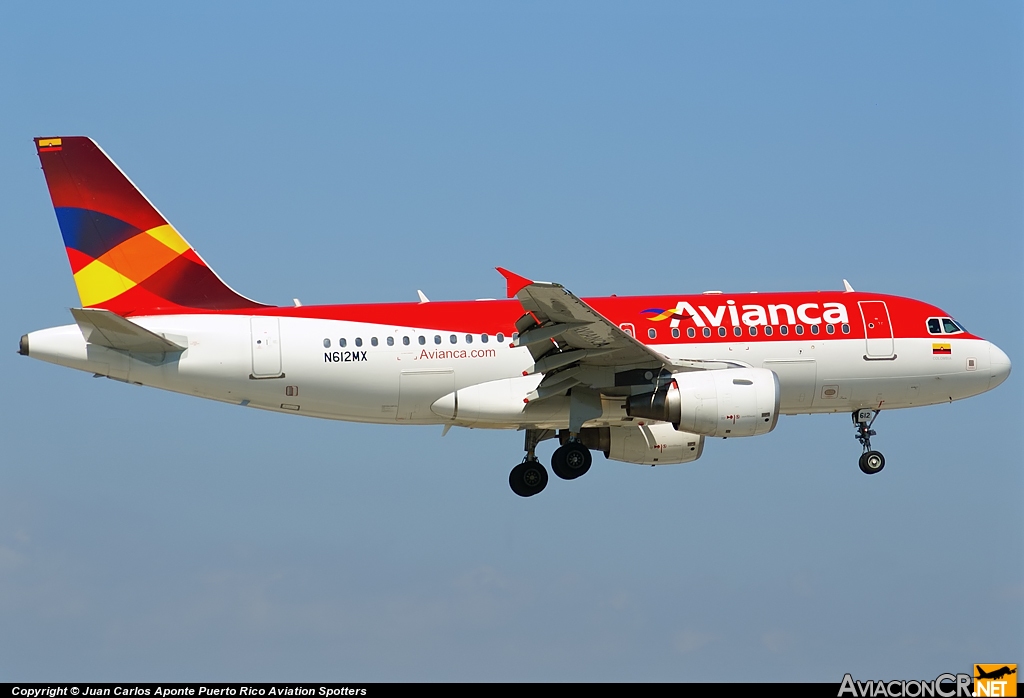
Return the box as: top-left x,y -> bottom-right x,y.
843,279 -> 855,292
417,290 -> 430,303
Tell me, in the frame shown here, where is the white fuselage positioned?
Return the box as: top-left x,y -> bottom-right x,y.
24,314 -> 1009,431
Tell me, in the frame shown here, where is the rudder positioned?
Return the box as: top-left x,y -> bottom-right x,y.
34,136 -> 265,315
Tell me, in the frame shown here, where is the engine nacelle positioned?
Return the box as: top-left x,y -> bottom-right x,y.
625,367 -> 780,438
572,424 -> 705,465
609,423 -> 704,465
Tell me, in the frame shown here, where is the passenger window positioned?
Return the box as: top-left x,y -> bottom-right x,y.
703,327 -> 711,338
387,336 -> 394,346
780,325 -> 789,336
718,327 -> 726,337
465,334 -> 473,344
512,333 -> 519,342
481,334 -> 489,343
733,326 -> 741,337
687,328 -> 695,338
418,336 -> 426,345
942,318 -> 962,334
323,338 -> 331,348
927,318 -> 942,334
371,337 -> 378,346
810,325 -> 819,335
671,328 -> 680,339
749,326 -> 757,337
826,324 -> 834,334
648,328 -> 656,339
795,326 -> 804,336
434,335 -> 441,344
450,334 -> 457,344
764,326 -> 773,336
403,336 -> 410,346
355,337 -> 363,347
497,333 -> 505,342
842,324 -> 850,334
340,338 -> 347,347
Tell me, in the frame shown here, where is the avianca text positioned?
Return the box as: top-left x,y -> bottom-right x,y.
667,300 -> 849,328
418,348 -> 496,360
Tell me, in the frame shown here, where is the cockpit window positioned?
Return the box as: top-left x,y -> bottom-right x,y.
927,317 -> 965,335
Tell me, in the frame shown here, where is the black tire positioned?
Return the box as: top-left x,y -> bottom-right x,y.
551,443 -> 592,480
551,445 -> 568,478
859,450 -> 885,475
509,460 -> 548,497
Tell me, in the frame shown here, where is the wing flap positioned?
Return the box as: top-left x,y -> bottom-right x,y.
498,267 -> 670,371
496,268 -> 760,411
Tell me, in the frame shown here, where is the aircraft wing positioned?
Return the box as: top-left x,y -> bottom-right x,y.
498,268 -> 664,369
497,268 -> 739,401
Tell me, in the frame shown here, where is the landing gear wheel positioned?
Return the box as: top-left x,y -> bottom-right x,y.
509,460 -> 549,497
551,442 -> 592,480
858,450 -> 885,475
853,410 -> 885,475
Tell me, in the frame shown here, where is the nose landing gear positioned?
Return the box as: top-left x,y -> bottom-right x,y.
853,409 -> 885,474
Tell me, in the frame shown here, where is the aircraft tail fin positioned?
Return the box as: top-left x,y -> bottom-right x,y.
34,137 -> 266,315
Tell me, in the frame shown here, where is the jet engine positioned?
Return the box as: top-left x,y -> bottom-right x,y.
570,423 -> 704,465
625,367 -> 780,438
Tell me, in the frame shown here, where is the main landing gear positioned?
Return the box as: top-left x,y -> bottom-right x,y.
551,440 -> 592,480
853,409 -> 885,475
509,459 -> 548,498
508,428 -> 594,497
509,428 -> 553,497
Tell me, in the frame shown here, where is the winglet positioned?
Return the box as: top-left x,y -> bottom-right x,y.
496,267 -> 533,298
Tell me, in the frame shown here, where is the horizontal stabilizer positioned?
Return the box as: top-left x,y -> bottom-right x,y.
71,307 -> 185,353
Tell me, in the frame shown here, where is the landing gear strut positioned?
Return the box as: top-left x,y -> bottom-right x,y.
509,429 -> 554,497
853,409 -> 885,475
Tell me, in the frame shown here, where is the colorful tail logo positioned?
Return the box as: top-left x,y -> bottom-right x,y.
35,137 -> 264,315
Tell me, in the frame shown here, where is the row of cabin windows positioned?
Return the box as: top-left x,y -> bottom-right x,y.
648,323 -> 851,340
324,323 -> 855,348
324,332 -> 513,349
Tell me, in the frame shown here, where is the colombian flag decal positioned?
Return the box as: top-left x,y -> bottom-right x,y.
932,343 -> 951,355
36,137 -> 62,152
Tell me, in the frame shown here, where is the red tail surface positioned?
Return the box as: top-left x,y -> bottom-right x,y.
35,136 -> 265,315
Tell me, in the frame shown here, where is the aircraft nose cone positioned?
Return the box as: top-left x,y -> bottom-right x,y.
989,342 -> 1011,390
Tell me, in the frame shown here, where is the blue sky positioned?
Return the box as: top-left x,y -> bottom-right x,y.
0,1 -> 1020,681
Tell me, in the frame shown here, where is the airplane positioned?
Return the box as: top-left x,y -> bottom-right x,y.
974,663 -> 1015,679
975,666 -> 1016,681
19,136 -> 1012,497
